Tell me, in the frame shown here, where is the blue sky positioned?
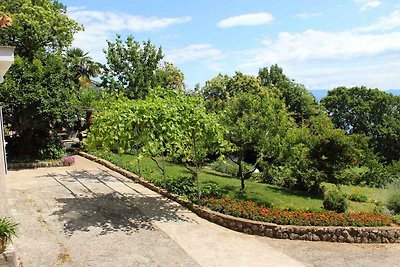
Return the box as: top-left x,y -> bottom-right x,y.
63,0 -> 400,90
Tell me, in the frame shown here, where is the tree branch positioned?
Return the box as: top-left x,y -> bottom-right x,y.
183,162 -> 196,176
244,155 -> 263,177
151,157 -> 164,175
227,154 -> 239,165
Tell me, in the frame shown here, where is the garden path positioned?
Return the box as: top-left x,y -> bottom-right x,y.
5,156 -> 400,266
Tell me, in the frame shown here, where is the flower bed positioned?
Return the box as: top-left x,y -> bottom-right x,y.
201,198 -> 393,227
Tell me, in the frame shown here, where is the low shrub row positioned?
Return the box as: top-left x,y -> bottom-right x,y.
201,198 -> 393,227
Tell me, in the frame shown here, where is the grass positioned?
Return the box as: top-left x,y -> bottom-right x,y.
92,150 -> 395,213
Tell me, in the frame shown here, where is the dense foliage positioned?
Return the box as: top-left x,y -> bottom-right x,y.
101,35 -> 164,99
0,0 -> 84,159
0,0 -> 80,59
0,54 -> 79,158
323,189 -> 348,213
387,192 -> 400,214
321,86 -> 400,162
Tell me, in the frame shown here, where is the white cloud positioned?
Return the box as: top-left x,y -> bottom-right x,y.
354,0 -> 382,11
356,10 -> 400,32
217,12 -> 274,29
165,44 -> 223,64
67,7 -> 191,62
295,12 -> 322,19
68,9 -> 191,32
239,30 -> 400,68
228,23 -> 400,90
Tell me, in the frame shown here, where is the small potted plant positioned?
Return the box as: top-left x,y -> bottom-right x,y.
0,217 -> 17,254
0,14 -> 14,83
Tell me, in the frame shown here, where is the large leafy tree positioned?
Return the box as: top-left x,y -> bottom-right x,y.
0,54 -> 79,158
220,88 -> 293,190
258,65 -> 321,123
321,86 -> 400,162
0,0 -> 81,59
88,89 -> 223,198
101,35 -> 164,99
155,62 -> 185,92
0,0 -> 82,158
202,72 -> 261,112
202,74 -> 231,111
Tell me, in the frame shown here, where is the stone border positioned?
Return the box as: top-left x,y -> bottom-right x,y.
8,160 -> 72,170
0,245 -> 17,267
78,151 -> 400,243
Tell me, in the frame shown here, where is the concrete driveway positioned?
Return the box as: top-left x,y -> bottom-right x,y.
5,156 -> 400,266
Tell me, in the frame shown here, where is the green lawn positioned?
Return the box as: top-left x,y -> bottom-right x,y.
92,151 -> 394,213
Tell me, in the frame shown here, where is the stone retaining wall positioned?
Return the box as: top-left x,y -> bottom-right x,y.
8,160 -> 72,170
78,151 -> 400,244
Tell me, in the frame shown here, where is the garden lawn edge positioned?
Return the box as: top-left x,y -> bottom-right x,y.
78,151 -> 400,244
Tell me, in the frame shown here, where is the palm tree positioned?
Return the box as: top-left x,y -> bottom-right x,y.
66,48 -> 100,88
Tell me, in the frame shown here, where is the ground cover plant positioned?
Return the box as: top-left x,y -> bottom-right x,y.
0,218 -> 17,253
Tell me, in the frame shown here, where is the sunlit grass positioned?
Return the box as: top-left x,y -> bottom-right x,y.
92,151 -> 395,212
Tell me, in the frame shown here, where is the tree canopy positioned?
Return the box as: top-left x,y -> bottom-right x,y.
0,0 -> 81,59
101,35 -> 164,99
258,65 -> 321,123
321,86 -> 400,162
220,86 -> 293,190
0,0 -> 83,158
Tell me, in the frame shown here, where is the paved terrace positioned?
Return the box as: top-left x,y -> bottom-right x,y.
5,156 -> 400,266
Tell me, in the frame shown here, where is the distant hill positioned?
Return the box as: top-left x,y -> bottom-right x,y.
309,89 -> 400,102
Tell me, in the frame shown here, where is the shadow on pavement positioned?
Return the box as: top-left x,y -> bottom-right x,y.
48,170 -> 191,236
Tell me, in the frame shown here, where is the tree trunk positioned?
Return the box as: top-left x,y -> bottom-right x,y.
193,131 -> 201,199
162,154 -> 166,187
237,156 -> 245,190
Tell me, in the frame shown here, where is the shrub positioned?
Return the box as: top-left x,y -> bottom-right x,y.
201,182 -> 222,198
165,175 -> 196,198
336,167 -> 369,185
262,165 -> 295,188
348,193 -> 368,203
323,189 -> 348,213
387,192 -> 400,214
0,218 -> 18,253
201,198 -> 392,227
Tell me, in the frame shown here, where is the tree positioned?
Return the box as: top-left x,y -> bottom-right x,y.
0,0 -> 82,158
0,54 -> 80,158
258,65 -> 321,123
171,94 -> 224,198
87,89 -> 223,198
101,35 -> 164,99
321,86 -> 400,162
202,74 -> 231,111
155,62 -> 185,92
220,88 -> 293,190
66,48 -> 100,88
0,0 -> 81,59
202,72 -> 261,112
